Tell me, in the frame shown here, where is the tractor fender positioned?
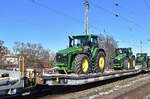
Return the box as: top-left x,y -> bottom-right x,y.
92,48 -> 106,58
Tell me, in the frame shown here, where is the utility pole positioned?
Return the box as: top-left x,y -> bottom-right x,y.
84,0 -> 89,35
140,39 -> 150,53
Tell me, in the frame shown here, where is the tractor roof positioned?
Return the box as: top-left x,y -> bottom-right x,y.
72,34 -> 98,38
136,53 -> 147,55
116,48 -> 132,50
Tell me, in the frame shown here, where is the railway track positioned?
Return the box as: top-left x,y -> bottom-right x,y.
112,80 -> 150,99
6,70 -> 149,99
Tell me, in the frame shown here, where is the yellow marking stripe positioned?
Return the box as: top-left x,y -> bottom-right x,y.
0,77 -> 9,81
68,48 -> 83,53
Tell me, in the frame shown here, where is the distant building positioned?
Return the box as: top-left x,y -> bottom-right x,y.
0,49 -> 10,60
4,54 -> 18,65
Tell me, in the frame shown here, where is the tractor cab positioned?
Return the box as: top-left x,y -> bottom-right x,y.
115,48 -> 132,56
113,48 -> 135,70
69,34 -> 98,48
136,53 -> 148,67
136,53 -> 147,58
136,53 -> 148,62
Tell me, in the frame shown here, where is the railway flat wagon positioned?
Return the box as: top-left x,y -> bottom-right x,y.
42,69 -> 141,86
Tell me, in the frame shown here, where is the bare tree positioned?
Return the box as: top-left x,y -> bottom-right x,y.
13,42 -> 55,70
98,34 -> 118,68
0,40 -> 9,68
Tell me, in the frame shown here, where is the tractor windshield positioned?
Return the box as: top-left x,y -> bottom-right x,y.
116,49 -> 129,55
136,54 -> 147,60
136,53 -> 147,57
91,37 -> 98,46
72,37 -> 88,46
69,36 -> 98,47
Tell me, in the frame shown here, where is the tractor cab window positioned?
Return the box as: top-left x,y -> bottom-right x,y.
119,49 -> 123,54
116,49 -> 129,55
116,49 -> 123,55
91,37 -> 98,46
141,54 -> 146,57
72,37 -> 89,46
136,54 -> 141,59
91,37 -> 97,44
74,39 -> 80,46
137,54 -> 141,57
137,54 -> 147,58
122,49 -> 128,54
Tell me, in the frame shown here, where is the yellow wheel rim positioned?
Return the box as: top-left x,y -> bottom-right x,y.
128,62 -> 130,68
0,77 -> 9,81
99,57 -> 105,69
82,59 -> 89,72
133,60 -> 135,67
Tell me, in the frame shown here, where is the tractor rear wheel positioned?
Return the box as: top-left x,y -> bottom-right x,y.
94,51 -> 105,73
131,56 -> 136,69
143,62 -> 147,69
73,54 -> 90,74
131,59 -> 136,69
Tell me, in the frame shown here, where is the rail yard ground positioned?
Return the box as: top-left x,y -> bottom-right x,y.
38,72 -> 150,99
116,82 -> 150,99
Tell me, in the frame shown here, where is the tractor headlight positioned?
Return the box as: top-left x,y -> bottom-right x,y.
56,53 -> 68,66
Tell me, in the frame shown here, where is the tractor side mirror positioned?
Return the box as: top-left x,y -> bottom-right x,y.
69,36 -> 72,40
69,36 -> 73,47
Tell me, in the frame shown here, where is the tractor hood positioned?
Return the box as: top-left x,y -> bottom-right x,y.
114,54 -> 126,60
57,46 -> 83,54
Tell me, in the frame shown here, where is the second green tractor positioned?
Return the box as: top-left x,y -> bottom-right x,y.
135,53 -> 150,68
113,48 -> 136,70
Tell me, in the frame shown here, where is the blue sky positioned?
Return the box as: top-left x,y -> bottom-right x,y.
0,0 -> 150,54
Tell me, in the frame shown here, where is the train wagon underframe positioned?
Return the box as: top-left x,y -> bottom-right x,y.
42,69 -> 142,86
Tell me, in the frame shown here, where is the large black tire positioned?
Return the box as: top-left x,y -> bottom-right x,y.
147,59 -> 150,69
93,51 -> 105,73
73,54 -> 90,74
143,61 -> 147,69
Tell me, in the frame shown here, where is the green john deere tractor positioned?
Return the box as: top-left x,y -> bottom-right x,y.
53,34 -> 106,74
135,53 -> 149,68
113,48 -> 135,70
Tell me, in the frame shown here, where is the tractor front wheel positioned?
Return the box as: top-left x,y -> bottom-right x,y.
94,51 -> 105,73
124,59 -> 131,70
73,54 -> 90,74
